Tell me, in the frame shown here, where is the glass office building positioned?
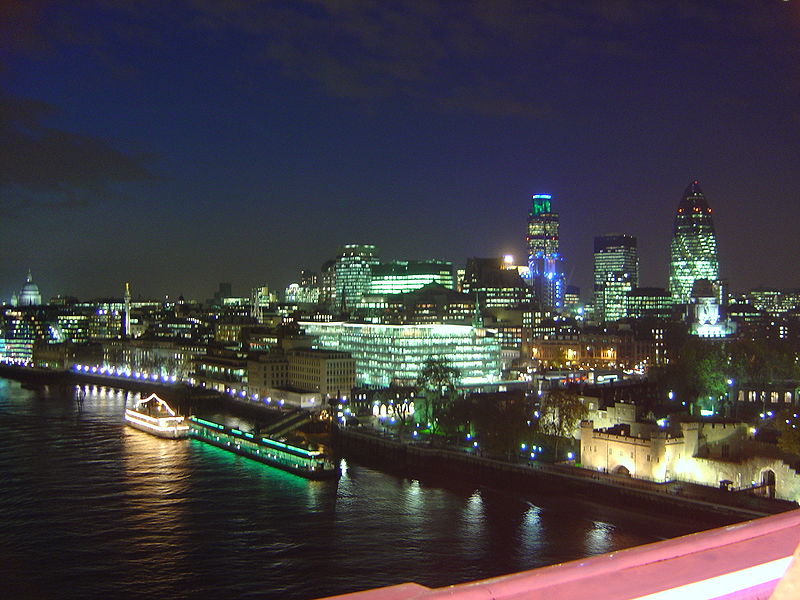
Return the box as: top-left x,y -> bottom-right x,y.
299,321 -> 501,387
368,260 -> 455,295
669,181 -> 719,304
594,234 -> 638,321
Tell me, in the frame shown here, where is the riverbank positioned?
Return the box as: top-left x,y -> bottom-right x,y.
0,363 -> 286,424
3,363 -> 795,523
335,426 -> 797,525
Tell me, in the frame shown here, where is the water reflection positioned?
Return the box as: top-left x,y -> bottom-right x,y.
585,520 -> 615,556
0,378 -> 718,599
461,489 -> 485,544
518,504 -> 544,559
119,428 -> 193,595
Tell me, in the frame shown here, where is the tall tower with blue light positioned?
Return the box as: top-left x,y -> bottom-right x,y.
526,194 -> 565,310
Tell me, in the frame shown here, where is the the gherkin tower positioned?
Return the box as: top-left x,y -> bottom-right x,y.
669,181 -> 719,303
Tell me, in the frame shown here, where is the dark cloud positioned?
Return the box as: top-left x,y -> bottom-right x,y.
0,92 -> 155,212
5,0 -> 798,120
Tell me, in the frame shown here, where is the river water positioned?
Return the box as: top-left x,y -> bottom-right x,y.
0,378 -> 716,599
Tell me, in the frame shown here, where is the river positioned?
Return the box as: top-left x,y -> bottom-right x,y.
0,378 -> 717,599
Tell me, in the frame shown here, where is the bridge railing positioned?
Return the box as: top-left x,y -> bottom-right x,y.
319,508 -> 800,600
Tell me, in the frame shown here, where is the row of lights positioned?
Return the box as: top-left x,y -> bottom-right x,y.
0,357 -> 32,366
72,364 -> 178,383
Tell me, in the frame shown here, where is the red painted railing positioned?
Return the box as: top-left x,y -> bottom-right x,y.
320,509 -> 800,600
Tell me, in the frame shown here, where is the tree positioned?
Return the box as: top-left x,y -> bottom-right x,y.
665,337 -> 727,414
538,388 -> 588,458
469,390 -> 530,459
415,357 -> 461,436
374,388 -> 415,437
776,409 -> 800,456
730,338 -> 800,388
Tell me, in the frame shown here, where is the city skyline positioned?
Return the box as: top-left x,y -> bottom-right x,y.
2,2 -> 800,300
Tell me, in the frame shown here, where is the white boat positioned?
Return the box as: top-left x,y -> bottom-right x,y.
124,393 -> 189,439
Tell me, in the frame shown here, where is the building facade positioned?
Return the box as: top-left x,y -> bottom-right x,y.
626,287 -> 673,320
462,257 -> 533,310
368,260 -> 455,295
580,420 -> 800,502
669,181 -> 719,304
332,244 -> 380,312
299,321 -> 502,387
594,234 -> 638,322
526,194 -> 566,310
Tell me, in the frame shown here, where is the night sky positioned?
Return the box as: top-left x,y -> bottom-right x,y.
2,1 -> 799,303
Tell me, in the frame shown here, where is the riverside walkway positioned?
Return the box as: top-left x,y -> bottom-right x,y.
336,426 -> 796,522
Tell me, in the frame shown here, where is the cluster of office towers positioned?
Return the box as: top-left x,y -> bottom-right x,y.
302,181 -> 720,323
526,180 -> 720,321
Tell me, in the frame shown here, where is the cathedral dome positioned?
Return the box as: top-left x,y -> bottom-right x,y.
18,270 -> 42,306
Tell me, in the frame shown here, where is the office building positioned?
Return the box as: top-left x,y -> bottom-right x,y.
332,244 -> 379,312
526,194 -> 566,309
368,260 -> 455,295
669,181 -> 719,304
462,257 -> 533,309
594,234 -> 638,321
626,287 -> 673,320
299,320 -> 501,387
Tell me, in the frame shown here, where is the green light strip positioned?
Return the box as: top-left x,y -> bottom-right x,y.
191,417 -> 225,430
190,415 -> 317,458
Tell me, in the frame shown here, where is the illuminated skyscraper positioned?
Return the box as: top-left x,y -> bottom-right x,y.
368,260 -> 455,295
526,195 -> 565,309
594,234 -> 638,322
669,181 -> 719,304
333,244 -> 379,312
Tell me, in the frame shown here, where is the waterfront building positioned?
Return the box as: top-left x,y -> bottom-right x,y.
299,320 -> 501,387
247,346 -> 355,408
368,260 -> 455,295
191,347 -> 248,394
33,340 -> 104,370
0,306 -> 58,362
101,338 -> 207,380
669,181 -> 719,304
286,348 -> 355,398
580,419 -> 800,502
526,194 -> 566,310
350,385 -> 418,418
594,234 -> 638,321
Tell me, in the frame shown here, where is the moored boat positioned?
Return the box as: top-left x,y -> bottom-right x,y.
124,393 -> 190,439
188,416 -> 339,479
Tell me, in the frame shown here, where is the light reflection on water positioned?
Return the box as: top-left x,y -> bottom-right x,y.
0,379 -> 714,599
